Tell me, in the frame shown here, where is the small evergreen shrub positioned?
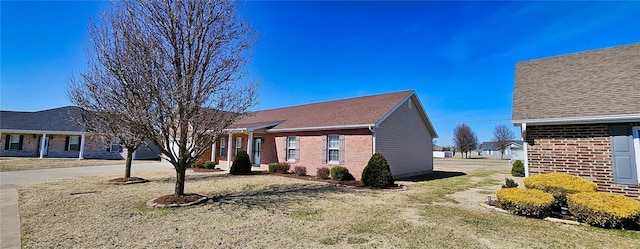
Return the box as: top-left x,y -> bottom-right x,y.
317,167 -> 330,179
524,173 -> 597,206
229,150 -> 252,175
330,166 -> 354,181
502,178 -> 519,188
276,163 -> 290,173
568,192 -> 640,229
204,161 -> 216,169
293,166 -> 307,176
361,152 -> 394,188
268,163 -> 279,173
511,160 -> 525,177
496,188 -> 554,218
192,159 -> 206,168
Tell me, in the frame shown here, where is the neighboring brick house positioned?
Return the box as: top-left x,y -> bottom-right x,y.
200,90 -> 438,179
512,43 -> 640,199
0,106 -> 160,160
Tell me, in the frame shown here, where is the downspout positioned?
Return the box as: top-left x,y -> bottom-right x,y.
369,126 -> 376,155
522,123 -> 529,177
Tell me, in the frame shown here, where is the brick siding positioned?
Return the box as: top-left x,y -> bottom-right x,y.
0,133 -> 123,159
527,123 -> 640,200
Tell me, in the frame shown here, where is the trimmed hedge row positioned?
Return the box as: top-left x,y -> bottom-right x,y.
496,188 -> 554,218
568,192 -> 640,229
524,173 -> 597,206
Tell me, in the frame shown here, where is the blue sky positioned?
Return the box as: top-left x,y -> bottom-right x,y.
2,1 -> 639,146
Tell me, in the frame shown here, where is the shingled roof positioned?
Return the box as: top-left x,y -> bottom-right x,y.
0,106 -> 86,133
512,43 -> 640,124
230,90 -> 437,136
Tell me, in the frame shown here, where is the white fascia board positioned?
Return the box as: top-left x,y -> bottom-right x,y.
374,91 -> 439,138
0,129 -> 87,135
512,113 -> 640,126
266,124 -> 375,133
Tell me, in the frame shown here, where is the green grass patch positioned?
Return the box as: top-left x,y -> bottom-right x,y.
319,235 -> 343,245
289,207 -> 323,221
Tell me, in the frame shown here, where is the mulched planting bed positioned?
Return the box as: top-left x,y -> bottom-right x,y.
107,177 -> 149,184
266,172 -> 404,190
189,167 -> 224,173
154,193 -> 206,205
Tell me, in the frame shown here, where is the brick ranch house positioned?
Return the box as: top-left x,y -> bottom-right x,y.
512,43 -> 640,199
199,90 -> 438,179
0,106 -> 160,160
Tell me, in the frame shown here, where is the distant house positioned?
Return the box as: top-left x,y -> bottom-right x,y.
479,141 -> 524,160
0,106 -> 160,160
199,90 -> 438,179
512,43 -> 640,199
432,144 -> 453,158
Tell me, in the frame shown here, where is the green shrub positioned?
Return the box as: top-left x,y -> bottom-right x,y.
229,150 -> 252,175
496,188 -> 554,218
192,158 -> 206,168
317,167 -> 330,179
361,152 -> 394,188
568,192 -> 640,229
502,178 -> 519,188
330,166 -> 354,181
268,163 -> 279,173
204,161 -> 216,169
524,173 -> 597,206
511,160 -> 524,177
293,166 -> 307,176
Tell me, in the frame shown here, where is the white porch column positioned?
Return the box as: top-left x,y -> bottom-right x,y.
522,123 -> 529,177
226,132 -> 233,168
247,131 -> 254,164
78,134 -> 86,160
39,133 -> 46,159
211,141 -> 216,162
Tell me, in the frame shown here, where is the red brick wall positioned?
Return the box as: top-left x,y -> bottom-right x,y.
527,123 -> 640,200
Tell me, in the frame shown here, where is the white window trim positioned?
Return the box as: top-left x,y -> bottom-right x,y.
68,135 -> 80,151
9,134 -> 20,150
235,137 -> 243,154
327,134 -> 340,164
286,136 -> 296,162
219,138 -> 226,157
633,126 -> 640,184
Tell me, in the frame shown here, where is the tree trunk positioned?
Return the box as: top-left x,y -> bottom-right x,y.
125,148 -> 134,178
174,163 -> 186,196
500,150 -> 504,159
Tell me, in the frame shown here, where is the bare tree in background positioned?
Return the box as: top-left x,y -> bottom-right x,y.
493,125 -> 515,159
69,0 -> 258,196
453,124 -> 478,159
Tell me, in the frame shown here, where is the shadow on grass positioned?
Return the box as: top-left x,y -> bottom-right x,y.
210,183 -> 348,214
397,171 -> 467,182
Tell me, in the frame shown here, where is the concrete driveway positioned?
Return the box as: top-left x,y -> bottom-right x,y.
0,161 -> 175,249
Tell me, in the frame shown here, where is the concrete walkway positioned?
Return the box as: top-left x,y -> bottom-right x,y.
0,161 -> 175,249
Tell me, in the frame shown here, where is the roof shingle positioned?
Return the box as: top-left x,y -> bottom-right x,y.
0,106 -> 86,132
513,43 -> 640,121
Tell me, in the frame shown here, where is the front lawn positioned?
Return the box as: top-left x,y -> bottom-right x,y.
17,159 -> 639,248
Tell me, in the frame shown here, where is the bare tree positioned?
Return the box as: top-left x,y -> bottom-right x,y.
493,125 -> 515,159
453,124 -> 478,159
69,0 -> 257,196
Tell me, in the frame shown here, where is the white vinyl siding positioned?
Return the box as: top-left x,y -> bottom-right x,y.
375,97 -> 433,177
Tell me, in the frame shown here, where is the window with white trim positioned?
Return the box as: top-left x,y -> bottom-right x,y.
67,136 -> 80,151
8,135 -> 21,150
287,136 -> 297,161
236,137 -> 243,154
219,138 -> 226,157
328,135 -> 340,163
110,144 -> 121,152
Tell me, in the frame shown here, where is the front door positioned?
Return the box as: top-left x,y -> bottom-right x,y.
253,138 -> 262,166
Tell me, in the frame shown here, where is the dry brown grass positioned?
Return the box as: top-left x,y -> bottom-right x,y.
0,158 -> 156,172
17,159 -> 640,248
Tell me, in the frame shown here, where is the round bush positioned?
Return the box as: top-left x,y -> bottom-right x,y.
496,188 -> 554,218
361,152 -> 394,188
230,150 -> 252,175
330,166 -> 354,181
511,160 -> 524,177
204,161 -> 216,169
317,167 -> 330,180
268,163 -> 278,173
293,166 -> 307,176
524,173 -> 597,206
568,192 -> 640,229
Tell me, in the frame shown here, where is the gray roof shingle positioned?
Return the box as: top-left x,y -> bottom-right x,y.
513,43 -> 640,122
0,106 -> 86,132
